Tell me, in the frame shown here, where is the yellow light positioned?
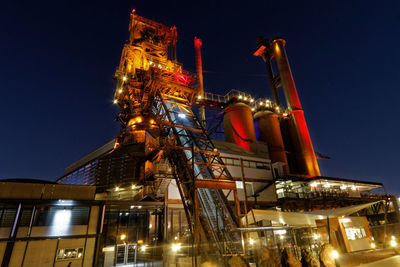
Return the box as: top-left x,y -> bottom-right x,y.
141,245 -> 147,252
171,243 -> 181,252
313,233 -> 320,240
131,185 -> 136,189
279,235 -> 284,240
244,97 -> 248,101
391,240 -> 397,247
249,238 -> 255,245
118,89 -> 123,93
371,243 -> 376,249
250,99 -> 254,103
251,108 -> 255,111
197,95 -> 202,99
122,76 -> 127,81
120,234 -> 126,240
331,250 -> 339,259
150,119 -> 155,124
136,117 -> 142,123
392,235 -> 396,240
113,99 -> 118,104
149,224 -> 152,229
78,252 -> 82,258
259,102 -> 263,105
351,185 -> 357,191
115,186 -> 120,191
238,95 -> 243,99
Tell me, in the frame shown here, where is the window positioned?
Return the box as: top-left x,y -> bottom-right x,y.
56,248 -> 83,261
33,206 -> 90,226
0,208 -> 17,227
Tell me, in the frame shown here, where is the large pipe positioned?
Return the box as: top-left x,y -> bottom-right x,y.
194,37 -> 206,126
271,38 -> 320,177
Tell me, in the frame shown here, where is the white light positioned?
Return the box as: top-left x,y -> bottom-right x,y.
197,95 -> 202,99
341,218 -> 351,223
276,230 -> 286,235
279,235 -> 284,240
250,99 -> 254,103
249,238 -> 255,245
244,97 -> 248,101
392,235 -> 396,240
310,182 -> 318,187
171,243 -> 181,252
131,185 -> 136,189
141,245 -> 147,252
149,224 -> 152,229
340,184 -> 347,190
113,99 -> 118,104
259,102 -> 263,105
323,183 -> 331,188
125,212 -> 129,216
238,95 -> 243,99
351,185 -> 357,190
283,112 -> 288,117
313,233 -> 320,239
332,250 -> 339,259
174,236 -> 178,240
178,113 -> 186,118
279,218 -> 286,225
391,240 -> 397,247
50,209 -> 71,236
118,89 -> 123,93
122,76 -> 127,81
130,205 -> 135,209
138,205 -> 142,209
371,243 -> 376,249
251,108 -> 255,111
115,187 -> 120,191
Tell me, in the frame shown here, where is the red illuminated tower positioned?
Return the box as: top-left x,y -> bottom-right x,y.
255,37 -> 321,177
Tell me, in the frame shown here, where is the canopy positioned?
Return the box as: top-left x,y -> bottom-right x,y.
303,201 -> 382,218
242,201 -> 381,227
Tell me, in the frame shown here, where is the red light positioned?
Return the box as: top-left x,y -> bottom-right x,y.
131,9 -> 136,14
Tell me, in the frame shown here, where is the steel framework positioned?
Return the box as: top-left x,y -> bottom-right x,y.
112,11 -> 242,258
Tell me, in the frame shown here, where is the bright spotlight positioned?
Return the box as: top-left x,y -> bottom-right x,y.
141,245 -> 147,252
371,242 -> 376,249
391,240 -> 397,247
171,243 -> 181,252
331,250 -> 339,259
178,113 -> 186,118
249,238 -> 255,245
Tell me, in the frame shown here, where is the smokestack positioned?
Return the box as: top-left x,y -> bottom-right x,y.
271,38 -> 320,176
194,37 -> 206,126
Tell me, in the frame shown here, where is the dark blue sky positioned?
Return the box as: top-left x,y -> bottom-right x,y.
1,1 -> 399,193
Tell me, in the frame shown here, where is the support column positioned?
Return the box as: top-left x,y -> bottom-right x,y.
271,38 -> 320,177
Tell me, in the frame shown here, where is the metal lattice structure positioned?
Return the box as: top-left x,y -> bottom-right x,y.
112,11 -> 242,257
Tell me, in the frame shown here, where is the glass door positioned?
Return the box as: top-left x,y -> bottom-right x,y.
116,243 -> 137,265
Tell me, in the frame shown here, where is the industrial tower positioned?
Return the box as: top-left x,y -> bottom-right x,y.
112,10 -> 243,258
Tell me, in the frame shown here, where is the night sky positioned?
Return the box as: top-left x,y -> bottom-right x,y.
1,1 -> 399,193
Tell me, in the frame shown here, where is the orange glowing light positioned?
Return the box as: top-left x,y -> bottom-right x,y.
136,117 -> 142,123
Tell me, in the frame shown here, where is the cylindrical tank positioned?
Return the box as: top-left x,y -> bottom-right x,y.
254,110 -> 289,174
223,103 -> 256,150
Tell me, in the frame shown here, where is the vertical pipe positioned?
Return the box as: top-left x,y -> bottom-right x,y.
271,38 -> 320,177
194,37 -> 206,126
